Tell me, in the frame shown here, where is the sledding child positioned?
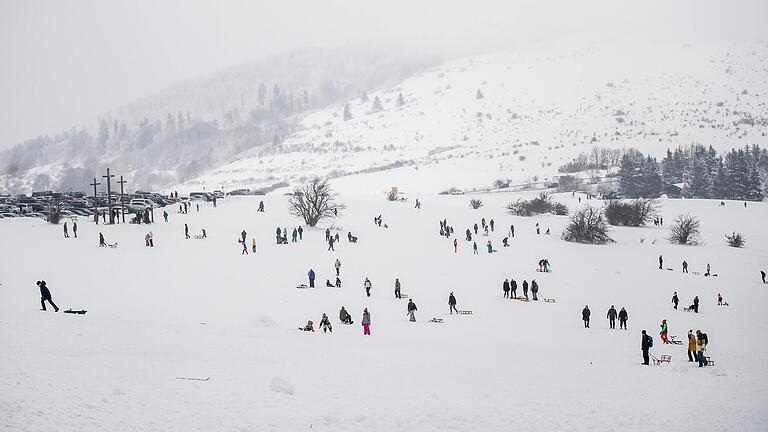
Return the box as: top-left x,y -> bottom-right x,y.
319,314 -> 333,333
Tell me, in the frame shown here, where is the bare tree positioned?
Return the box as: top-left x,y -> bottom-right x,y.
604,198 -> 658,226
288,178 -> 345,227
470,198 -> 483,209
562,206 -> 613,244
667,214 -> 702,245
47,198 -> 65,224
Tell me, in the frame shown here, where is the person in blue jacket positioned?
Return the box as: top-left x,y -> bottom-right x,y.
308,269 -> 315,288
36,280 -> 59,312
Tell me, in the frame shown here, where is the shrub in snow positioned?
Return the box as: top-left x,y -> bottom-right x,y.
469,198 -> 483,209
396,92 -> 405,107
667,214 -> 702,245
562,206 -> 614,244
47,198 -> 65,224
475,89 -> 484,99
507,192 -> 568,217
288,177 -> 345,227
343,102 -> 352,121
386,191 -> 398,201
604,198 -> 658,226
725,232 -> 745,248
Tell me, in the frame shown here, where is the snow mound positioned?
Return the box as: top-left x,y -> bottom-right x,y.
250,315 -> 279,328
269,377 -> 295,395
710,367 -> 728,377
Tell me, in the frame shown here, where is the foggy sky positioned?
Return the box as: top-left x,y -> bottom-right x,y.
0,0 -> 765,151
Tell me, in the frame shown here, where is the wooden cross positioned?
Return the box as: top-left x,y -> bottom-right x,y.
117,176 -> 127,223
102,168 -> 115,224
89,178 -> 100,223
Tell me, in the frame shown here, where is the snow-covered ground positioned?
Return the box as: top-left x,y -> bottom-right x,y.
2,190 -> 767,431
184,39 -> 768,193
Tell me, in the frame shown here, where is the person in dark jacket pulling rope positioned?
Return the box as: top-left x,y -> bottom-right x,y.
36,281 -> 59,312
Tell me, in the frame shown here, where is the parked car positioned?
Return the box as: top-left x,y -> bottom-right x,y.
130,199 -> 155,209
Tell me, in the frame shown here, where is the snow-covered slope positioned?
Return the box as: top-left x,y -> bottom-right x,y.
1,191 -> 767,431
185,40 -> 768,194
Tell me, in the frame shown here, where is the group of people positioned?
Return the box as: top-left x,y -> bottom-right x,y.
300,307 -> 370,334
581,305 -> 628,329
62,221 -> 78,238
502,278 -> 539,300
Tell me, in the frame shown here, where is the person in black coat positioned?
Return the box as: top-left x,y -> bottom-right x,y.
502,279 -> 510,298
339,306 -> 353,324
658,255 -> 663,270
582,305 -> 591,328
641,330 -> 651,365
37,281 -> 59,312
522,280 -> 529,300
607,305 -> 617,329
510,279 -> 517,299
618,307 -> 628,329
672,292 -> 679,309
448,292 -> 458,314
693,296 -> 699,313
530,280 -> 539,301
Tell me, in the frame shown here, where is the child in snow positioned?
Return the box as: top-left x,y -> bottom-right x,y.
362,309 -> 371,335
319,314 -> 333,333
660,319 -> 669,344
300,320 -> 314,332
364,278 -> 372,297
473,242 -> 478,255
325,280 -> 335,288
339,307 -> 353,324
486,240 -> 493,253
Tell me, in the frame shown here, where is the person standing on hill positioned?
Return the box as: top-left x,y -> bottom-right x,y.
490,219 -> 495,231
36,281 -> 59,312
659,255 -> 663,270
185,224 -> 190,239
241,230 -> 247,244
407,299 -> 417,322
473,223 -> 478,235
696,330 -> 708,367
334,259 -> 341,276
449,292 -> 458,314
298,226 -> 303,240
682,260 -> 688,273
99,232 -> 107,247
510,224 -> 515,238
531,279 -> 539,301
362,308 -> 371,335
510,279 -> 517,298
761,270 -> 766,284
522,280 -> 529,300
466,229 -> 472,241
308,269 -> 315,288
453,238 -> 458,253
258,201 -> 264,212
63,222 -> 69,238
251,238 -> 257,253
687,330 -> 696,362
72,221 -> 78,238
364,277 -> 372,297
394,278 -> 402,299
660,319 -> 669,344
607,305 -> 617,329
641,330 -> 652,365
292,228 -> 298,243
473,242 -> 478,255
672,292 -> 679,309
503,279 -> 510,298
582,305 -> 591,328
618,307 -> 628,329
486,240 -> 493,254
693,296 -> 700,313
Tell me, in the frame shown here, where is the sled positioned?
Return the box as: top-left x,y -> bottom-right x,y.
543,298 -> 557,303
194,235 -> 205,239
535,269 -> 552,273
651,354 -> 671,365
107,243 -> 118,248
64,309 -> 87,315
457,310 -> 473,315
512,297 -> 529,302
429,318 -> 444,323
175,377 -> 210,381
705,356 -> 715,366
668,336 -> 684,345
666,268 -> 674,271
399,294 -> 409,299
296,284 -> 310,289
683,307 -> 697,313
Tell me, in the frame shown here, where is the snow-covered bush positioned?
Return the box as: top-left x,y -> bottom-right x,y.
667,214 -> 701,245
469,198 -> 483,209
562,206 -> 614,244
604,198 -> 658,226
725,232 -> 745,248
288,177 -> 345,227
507,192 -> 568,217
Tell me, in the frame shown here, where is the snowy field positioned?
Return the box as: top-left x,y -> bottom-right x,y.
1,191 -> 767,431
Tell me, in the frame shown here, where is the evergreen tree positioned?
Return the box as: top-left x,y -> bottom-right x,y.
711,158 -> 728,199
343,102 -> 352,121
371,96 -> 383,112
476,89 -> 484,99
396,92 -> 405,107
361,91 -> 369,102
683,155 -> 711,198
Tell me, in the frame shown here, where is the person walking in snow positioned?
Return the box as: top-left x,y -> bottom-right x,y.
483,225 -> 489,236
275,227 -> 282,244
687,330 -> 696,362
335,276 -> 341,288
415,198 -> 421,209
453,238 -> 458,253
473,223 -> 478,235
705,263 -> 711,277
618,307 -> 628,329
241,240 -> 248,255
252,238 -> 257,253
394,278 -> 402,299
258,201 -> 264,212
693,296 -> 699,313
63,222 -> 69,238
486,240 -> 493,253
466,229 -> 472,241
658,255 -> 663,270
522,280 -> 529,300
717,292 -> 723,306
339,307 -> 353,324
510,279 -> 517,298
503,279 -> 510,298
641,330 -> 652,365
241,230 -> 247,244
201,228 -> 207,239
36,281 -> 59,312
607,305 -> 617,329
510,224 -> 515,238
334,259 -> 341,276
682,260 -> 688,273
473,242 -> 478,255
72,221 -> 77,238
328,236 -> 335,251
531,279 -> 539,301
490,219 -> 494,231
672,291 -> 679,309
407,299 -> 417,322
660,319 -> 669,344
292,228 -> 298,243
319,314 -> 333,333
582,305 -> 591,328
308,269 -> 315,288
502,237 -> 509,247
163,210 -> 168,222
362,308 -> 371,335
449,292 -> 458,314
696,330 -> 708,367
298,226 -> 303,240
99,232 -> 106,247
761,270 -> 766,284
536,223 -> 540,235
184,224 -> 190,239
363,277 -> 372,297
325,228 -> 331,242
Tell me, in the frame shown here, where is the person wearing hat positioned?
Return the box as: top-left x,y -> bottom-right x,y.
407,299 -> 418,322
687,330 -> 696,362
319,314 -> 333,333
660,319 -> 669,344
36,281 -> 59,312
362,308 -> 371,335
448,292 -> 458,314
